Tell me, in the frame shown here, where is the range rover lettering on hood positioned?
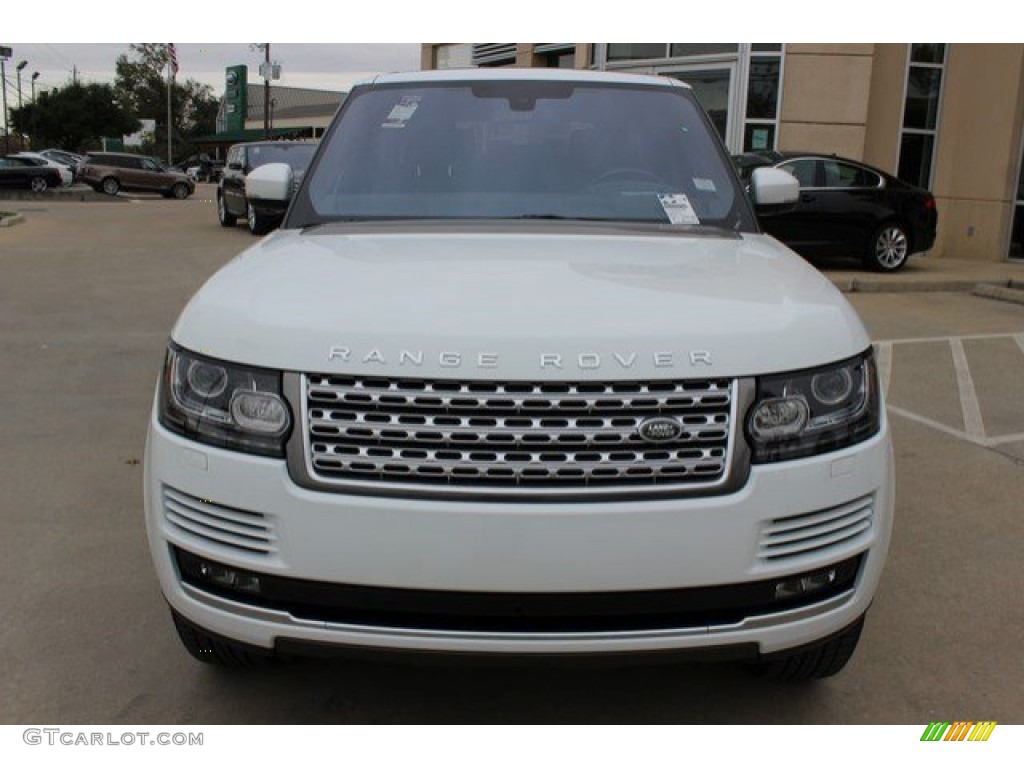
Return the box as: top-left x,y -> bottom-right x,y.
328,347 -> 713,370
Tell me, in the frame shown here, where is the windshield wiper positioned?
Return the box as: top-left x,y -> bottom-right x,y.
508,214 -> 654,223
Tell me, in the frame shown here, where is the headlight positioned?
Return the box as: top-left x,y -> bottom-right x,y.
158,344 -> 292,457
747,351 -> 880,463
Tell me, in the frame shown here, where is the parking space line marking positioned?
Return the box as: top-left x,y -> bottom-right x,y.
874,342 -> 893,399
950,338 -> 986,439
875,330 -> 1024,346
1015,333 -> 1024,359
986,432 -> 1024,446
888,406 -> 1024,448
887,405 -> 980,445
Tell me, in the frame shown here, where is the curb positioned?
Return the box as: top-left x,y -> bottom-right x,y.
971,283 -> 1024,306
0,187 -> 122,203
0,212 -> 26,228
832,278 -> 1009,294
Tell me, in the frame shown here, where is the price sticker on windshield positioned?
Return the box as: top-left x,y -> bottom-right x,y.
658,193 -> 700,225
382,97 -> 420,129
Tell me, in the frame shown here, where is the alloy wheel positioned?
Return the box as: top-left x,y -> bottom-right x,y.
874,226 -> 908,270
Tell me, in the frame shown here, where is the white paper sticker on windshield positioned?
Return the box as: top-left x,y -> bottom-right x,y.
693,177 -> 716,192
382,98 -> 420,128
658,193 -> 700,225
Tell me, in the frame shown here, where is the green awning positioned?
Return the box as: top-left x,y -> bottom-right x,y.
192,127 -> 315,143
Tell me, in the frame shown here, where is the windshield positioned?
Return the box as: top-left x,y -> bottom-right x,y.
249,143 -> 317,172
291,80 -> 755,230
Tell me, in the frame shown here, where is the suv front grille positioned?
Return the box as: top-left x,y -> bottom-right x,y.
299,374 -> 737,495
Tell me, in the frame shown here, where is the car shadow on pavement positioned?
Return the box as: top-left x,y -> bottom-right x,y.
194,654 -> 833,724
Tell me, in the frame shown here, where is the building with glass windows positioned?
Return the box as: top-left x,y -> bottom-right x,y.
421,44 -> 1024,264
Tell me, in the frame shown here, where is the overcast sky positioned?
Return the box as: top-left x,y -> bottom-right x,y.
0,4 -> 1001,102
2,44 -> 422,98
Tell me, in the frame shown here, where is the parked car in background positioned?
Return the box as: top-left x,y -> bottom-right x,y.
12,152 -> 74,187
39,149 -> 86,180
0,155 -> 63,192
733,151 -> 937,272
171,155 -> 224,184
80,152 -> 195,198
217,140 -> 318,235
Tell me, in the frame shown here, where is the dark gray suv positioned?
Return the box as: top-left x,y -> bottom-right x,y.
217,141 -> 317,235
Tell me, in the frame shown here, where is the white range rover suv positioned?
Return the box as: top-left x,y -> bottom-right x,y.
145,69 -> 893,680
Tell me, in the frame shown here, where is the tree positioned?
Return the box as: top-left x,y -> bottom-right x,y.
10,83 -> 140,152
114,44 -> 220,162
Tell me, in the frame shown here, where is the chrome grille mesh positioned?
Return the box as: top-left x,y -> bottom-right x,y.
303,374 -> 734,490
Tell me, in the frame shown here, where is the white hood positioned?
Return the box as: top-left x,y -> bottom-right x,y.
172,225 -> 870,380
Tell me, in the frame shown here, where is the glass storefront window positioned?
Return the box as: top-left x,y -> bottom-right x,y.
600,44 -> 783,154
678,68 -> 732,142
898,132 -> 935,190
903,67 -> 942,130
607,44 -> 667,61
1010,210 -> 1024,260
743,123 -> 775,152
911,43 -> 946,64
607,44 -> 742,62
1012,142 -> 1024,260
746,57 -> 780,120
669,44 -> 739,57
898,44 -> 945,190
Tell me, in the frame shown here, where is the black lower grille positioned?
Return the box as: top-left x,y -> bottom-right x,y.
175,548 -> 861,634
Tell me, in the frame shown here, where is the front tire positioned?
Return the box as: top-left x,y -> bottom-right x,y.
217,192 -> 237,227
171,609 -> 273,668
101,176 -> 120,196
752,616 -> 865,682
172,182 -> 190,200
247,204 -> 272,236
29,176 -> 49,193
865,222 -> 910,272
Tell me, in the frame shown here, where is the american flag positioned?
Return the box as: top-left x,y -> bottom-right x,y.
167,43 -> 179,76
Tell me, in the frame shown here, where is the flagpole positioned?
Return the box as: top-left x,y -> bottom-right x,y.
166,56 -> 173,165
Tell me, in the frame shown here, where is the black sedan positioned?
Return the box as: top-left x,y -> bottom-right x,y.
734,151 -> 937,272
0,155 -> 63,192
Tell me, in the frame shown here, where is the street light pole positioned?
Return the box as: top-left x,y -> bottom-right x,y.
16,60 -> 27,109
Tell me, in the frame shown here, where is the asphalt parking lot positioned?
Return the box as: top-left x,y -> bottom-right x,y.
2,190 -> 1023,724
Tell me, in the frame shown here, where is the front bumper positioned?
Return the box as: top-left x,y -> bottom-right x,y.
144,412 -> 894,657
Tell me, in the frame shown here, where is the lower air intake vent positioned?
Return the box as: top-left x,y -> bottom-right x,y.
759,496 -> 873,562
162,487 -> 277,556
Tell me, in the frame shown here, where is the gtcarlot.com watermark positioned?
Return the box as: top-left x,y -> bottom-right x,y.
23,729 -> 203,747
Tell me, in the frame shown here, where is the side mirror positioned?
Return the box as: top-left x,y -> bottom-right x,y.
750,167 -> 800,206
246,162 -> 294,202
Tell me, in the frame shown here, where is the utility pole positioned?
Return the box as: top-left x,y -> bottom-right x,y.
31,72 -> 39,101
263,43 -> 270,139
251,43 -> 280,140
0,46 -> 11,155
